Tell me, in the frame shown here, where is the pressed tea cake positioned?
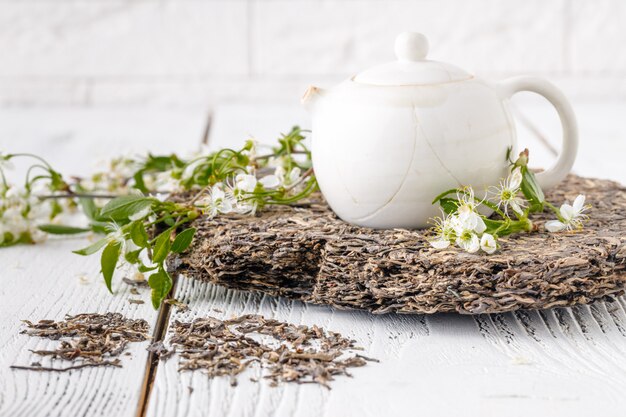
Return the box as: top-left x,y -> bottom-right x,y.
173,175 -> 626,315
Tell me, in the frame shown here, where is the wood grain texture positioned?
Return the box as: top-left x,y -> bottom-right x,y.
0,239 -> 159,417
146,103 -> 626,417
0,107 -> 208,417
147,278 -> 626,417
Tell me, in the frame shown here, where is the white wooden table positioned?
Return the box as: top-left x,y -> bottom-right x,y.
0,101 -> 625,417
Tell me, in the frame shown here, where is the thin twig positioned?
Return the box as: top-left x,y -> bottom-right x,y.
37,191 -> 173,200
37,193 -> 120,200
188,186 -> 210,205
285,167 -> 314,191
10,361 -> 122,372
254,150 -> 307,161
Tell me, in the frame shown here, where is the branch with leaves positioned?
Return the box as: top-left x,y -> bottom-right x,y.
0,127 -> 317,308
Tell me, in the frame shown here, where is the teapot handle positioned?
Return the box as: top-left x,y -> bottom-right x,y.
497,76 -> 578,189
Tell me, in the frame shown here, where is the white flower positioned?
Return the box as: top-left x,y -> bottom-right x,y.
489,167 -> 526,216
0,184 -> 55,245
429,212 -> 456,249
105,223 -> 126,245
194,184 -> 235,218
456,187 -> 486,233
452,215 -> 481,253
480,233 -> 497,254
274,166 -> 302,187
259,174 -> 280,189
545,194 -> 589,232
267,155 -> 286,168
233,199 -> 258,215
152,171 -> 181,193
457,187 -> 479,213
235,174 -> 258,193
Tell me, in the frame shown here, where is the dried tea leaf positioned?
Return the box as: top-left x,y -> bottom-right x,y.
12,313 -> 150,372
165,314 -> 375,388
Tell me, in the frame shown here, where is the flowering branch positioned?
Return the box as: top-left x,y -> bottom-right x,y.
0,126 -> 318,309
428,148 -> 590,254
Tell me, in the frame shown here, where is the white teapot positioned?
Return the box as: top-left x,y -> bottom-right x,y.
302,32 -> 578,229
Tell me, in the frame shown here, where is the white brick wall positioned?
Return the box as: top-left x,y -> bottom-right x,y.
0,0 -> 623,107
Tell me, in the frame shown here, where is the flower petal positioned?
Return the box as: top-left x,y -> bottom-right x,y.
573,194 -> 586,213
288,167 -> 302,184
511,200 -> 524,216
480,233 -> 497,254
235,174 -> 258,192
473,216 -> 487,234
430,239 -> 450,249
466,233 -> 480,253
211,185 -> 225,200
220,199 -> 233,214
458,233 -> 480,253
545,220 -> 566,232
509,168 -> 523,190
559,204 -> 574,222
457,209 -> 478,230
259,174 -> 280,189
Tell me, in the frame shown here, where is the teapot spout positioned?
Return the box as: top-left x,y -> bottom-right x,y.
301,85 -> 325,111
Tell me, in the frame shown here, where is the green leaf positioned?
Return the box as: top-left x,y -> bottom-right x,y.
49,170 -> 66,191
74,183 -> 99,220
99,195 -> 154,221
49,200 -> 63,220
73,238 -> 107,256
148,268 -> 173,309
133,171 -> 149,194
38,224 -> 90,235
124,248 -> 142,264
138,264 -> 158,273
520,167 -> 545,212
80,197 -> 98,220
438,198 -> 459,215
483,218 -> 504,235
431,188 -> 460,205
152,230 -> 171,264
129,221 -> 149,248
171,228 -> 196,253
89,221 -> 109,235
101,242 -> 121,293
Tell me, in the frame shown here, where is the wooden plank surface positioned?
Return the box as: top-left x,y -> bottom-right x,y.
0,106 -> 208,417
146,102 -> 626,417
148,281 -> 626,417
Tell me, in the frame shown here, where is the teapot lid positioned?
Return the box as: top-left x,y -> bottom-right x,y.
353,32 -> 472,86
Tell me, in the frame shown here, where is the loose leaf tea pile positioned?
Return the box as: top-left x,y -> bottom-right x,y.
11,313 -> 150,372
174,175 -> 626,315
159,314 -> 375,388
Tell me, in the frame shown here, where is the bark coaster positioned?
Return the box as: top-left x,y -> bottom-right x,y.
172,175 -> 626,315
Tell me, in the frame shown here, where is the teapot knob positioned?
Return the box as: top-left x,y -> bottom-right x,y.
395,32 -> 429,62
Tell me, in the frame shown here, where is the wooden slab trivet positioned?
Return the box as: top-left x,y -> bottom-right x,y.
171,175 -> 626,315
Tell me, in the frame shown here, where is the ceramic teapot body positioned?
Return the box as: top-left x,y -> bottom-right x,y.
303,32 -> 578,229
